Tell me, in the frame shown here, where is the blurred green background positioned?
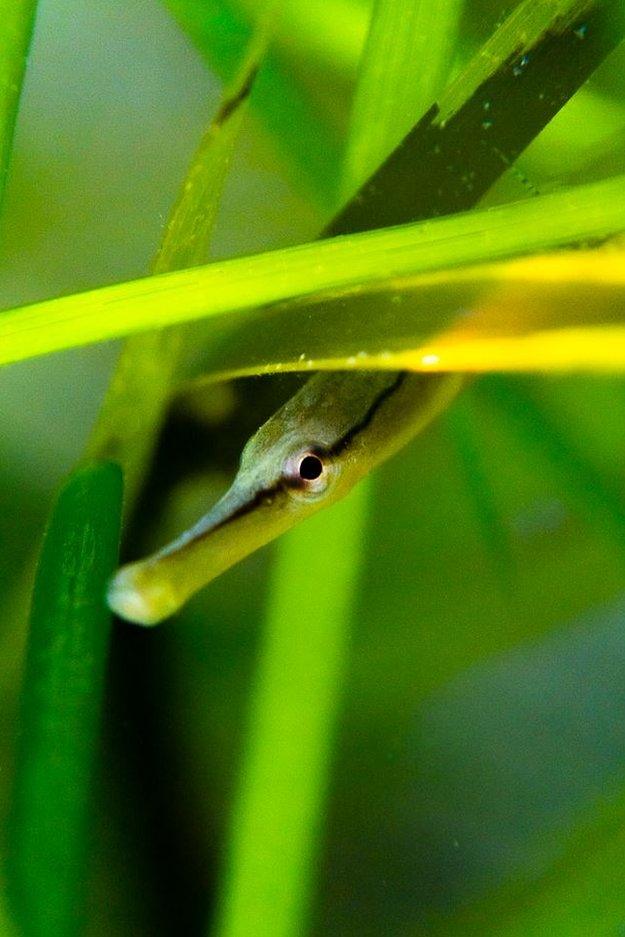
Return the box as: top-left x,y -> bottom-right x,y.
2,1 -> 625,935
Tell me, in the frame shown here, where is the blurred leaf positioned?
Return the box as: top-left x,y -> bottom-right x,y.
233,0 -> 367,78
330,0 -> 624,232
521,84 -> 625,183
163,0 -> 346,208
212,485 -> 370,937
212,3 -> 464,936
477,374 -> 625,542
2,175 -> 625,372
85,1 -> 278,506
443,392 -> 516,593
7,462 -> 122,937
0,892 -> 16,937
0,0 -> 38,208
343,0 -> 465,193
426,786 -> 625,936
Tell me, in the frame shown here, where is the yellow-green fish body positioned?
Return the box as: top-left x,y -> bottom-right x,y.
108,370 -> 461,625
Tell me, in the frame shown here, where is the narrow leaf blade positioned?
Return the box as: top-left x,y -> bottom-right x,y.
0,0 -> 38,207
8,462 -> 123,936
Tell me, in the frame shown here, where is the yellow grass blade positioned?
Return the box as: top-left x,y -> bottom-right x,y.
1,175 -> 625,373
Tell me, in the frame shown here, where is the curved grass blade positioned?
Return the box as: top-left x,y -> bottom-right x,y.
0,0 -> 38,208
7,462 -> 123,937
1,174 -> 625,373
390,248 -> 625,375
164,0 -> 344,208
86,1 -> 278,506
212,4 -> 465,936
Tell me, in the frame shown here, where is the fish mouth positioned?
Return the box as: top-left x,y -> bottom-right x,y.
107,564 -> 179,626
158,480 -> 285,554
107,481 -> 290,626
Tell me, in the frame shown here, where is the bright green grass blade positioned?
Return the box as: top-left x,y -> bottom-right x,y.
7,462 -> 123,937
85,2 -> 276,506
2,173 -> 625,372
0,0 -> 619,375
343,0 -> 465,193
163,0 -> 345,208
212,484 -> 370,937
0,0 -> 38,208
212,6 -> 465,937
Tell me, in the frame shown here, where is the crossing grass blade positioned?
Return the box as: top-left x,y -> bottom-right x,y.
343,0 -> 465,193
329,0 -> 624,233
164,0 -> 347,209
2,173 -> 625,375
7,462 -> 123,937
1,0 -> 623,380
211,2 -> 465,936
85,1 -> 278,507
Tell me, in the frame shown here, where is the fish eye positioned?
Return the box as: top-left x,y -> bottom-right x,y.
284,448 -> 332,497
298,454 -> 323,481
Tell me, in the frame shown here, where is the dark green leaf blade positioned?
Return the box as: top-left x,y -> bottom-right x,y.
329,0 -> 623,234
8,462 -> 123,937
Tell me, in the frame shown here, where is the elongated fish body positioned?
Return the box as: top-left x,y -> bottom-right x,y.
108,371 -> 462,625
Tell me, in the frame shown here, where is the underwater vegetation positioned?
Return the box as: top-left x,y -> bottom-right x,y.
2,0 -> 625,934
